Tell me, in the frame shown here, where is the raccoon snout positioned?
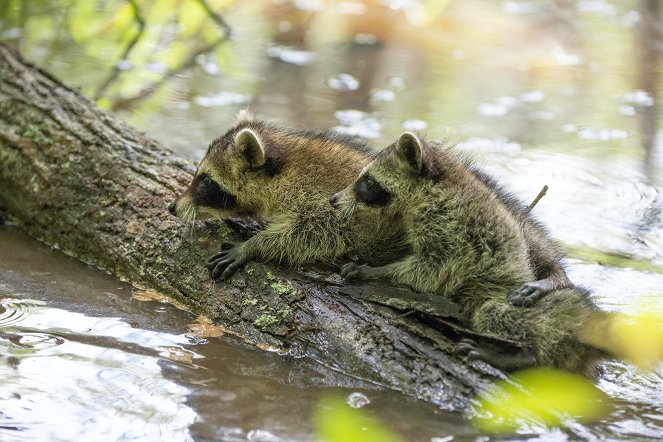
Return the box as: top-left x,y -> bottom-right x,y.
168,200 -> 177,215
329,193 -> 341,209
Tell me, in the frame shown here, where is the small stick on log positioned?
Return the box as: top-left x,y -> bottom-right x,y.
526,184 -> 549,214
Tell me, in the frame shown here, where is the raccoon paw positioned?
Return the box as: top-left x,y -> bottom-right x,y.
453,338 -> 482,362
340,263 -> 368,280
207,242 -> 250,280
506,282 -> 548,307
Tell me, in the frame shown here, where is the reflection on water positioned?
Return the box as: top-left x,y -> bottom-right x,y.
2,0 -> 663,440
0,302 -> 196,441
0,228 -> 477,442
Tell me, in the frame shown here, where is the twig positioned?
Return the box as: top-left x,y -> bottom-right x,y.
195,0 -> 232,38
94,0 -> 146,100
526,184 -> 548,214
110,38 -> 224,111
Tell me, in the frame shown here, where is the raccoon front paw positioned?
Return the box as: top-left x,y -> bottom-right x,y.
340,263 -> 369,280
506,281 -> 548,307
453,338 -> 482,362
207,242 -> 250,280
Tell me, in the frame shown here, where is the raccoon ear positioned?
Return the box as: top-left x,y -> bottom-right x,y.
395,132 -> 423,173
234,128 -> 265,167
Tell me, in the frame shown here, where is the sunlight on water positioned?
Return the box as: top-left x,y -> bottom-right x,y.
0,299 -> 196,441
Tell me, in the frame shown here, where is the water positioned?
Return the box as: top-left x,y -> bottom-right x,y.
1,0 -> 663,440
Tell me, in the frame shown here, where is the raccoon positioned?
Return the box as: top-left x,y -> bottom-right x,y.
331,132 -> 611,373
168,112 -> 408,279
169,112 -> 568,302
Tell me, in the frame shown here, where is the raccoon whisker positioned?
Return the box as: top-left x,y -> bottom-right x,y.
338,200 -> 357,221
187,207 -> 198,238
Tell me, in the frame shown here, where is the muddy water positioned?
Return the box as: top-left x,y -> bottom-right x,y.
1,0 -> 663,440
0,227 -> 475,441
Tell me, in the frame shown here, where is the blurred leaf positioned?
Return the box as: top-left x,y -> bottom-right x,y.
472,367 -> 610,434
610,309 -> 663,371
179,1 -> 207,38
406,0 -> 452,27
315,396 -> 402,442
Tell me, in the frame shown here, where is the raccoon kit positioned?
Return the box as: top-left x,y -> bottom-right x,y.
168,112 -> 408,279
169,112 -> 567,305
332,132 -> 613,373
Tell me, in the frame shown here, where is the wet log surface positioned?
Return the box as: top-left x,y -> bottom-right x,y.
0,43 -> 506,409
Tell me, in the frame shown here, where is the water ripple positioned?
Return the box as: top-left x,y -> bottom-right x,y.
0,299 -> 44,328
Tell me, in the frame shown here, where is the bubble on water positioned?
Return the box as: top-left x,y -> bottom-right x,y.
520,90 -> 545,103
354,33 -> 378,45
622,10 -> 640,27
196,53 -> 220,75
477,102 -> 509,117
552,46 -> 582,66
503,1 -> 540,15
531,110 -> 555,120
194,91 -> 251,107
402,119 -> 428,131
623,90 -> 654,107
7,333 -> 65,350
388,76 -> 406,90
247,429 -> 282,441
620,105 -> 636,116
431,436 -> 454,442
576,0 -> 618,17
346,392 -> 370,408
562,123 -> 577,133
266,46 -> 316,66
293,0 -> 325,12
327,73 -> 360,91
145,62 -> 168,74
337,2 -> 366,15
370,88 -> 396,105
578,127 -> 629,141
456,137 -> 521,154
332,110 -> 382,138
497,96 -> 518,107
116,59 -> 133,71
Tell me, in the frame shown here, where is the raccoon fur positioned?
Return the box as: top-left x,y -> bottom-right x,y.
169,112 -> 568,303
331,132 -> 613,373
168,112 -> 408,279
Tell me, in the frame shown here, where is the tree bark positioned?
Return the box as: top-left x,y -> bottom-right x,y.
0,43 -> 501,409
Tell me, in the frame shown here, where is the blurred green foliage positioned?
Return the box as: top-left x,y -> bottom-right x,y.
472,367 -> 611,434
315,396 -> 403,442
0,0 -> 236,107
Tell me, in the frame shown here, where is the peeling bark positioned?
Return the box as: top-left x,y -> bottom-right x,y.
0,43 -> 503,409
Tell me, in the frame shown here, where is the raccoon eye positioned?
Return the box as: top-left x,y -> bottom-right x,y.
201,176 -> 212,187
355,174 -> 392,206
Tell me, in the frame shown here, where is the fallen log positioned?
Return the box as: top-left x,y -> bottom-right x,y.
0,43 -> 500,409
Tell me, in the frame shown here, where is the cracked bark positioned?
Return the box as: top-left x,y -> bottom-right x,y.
0,43 -> 504,410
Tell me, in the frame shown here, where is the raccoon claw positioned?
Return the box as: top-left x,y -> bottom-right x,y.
453,338 -> 481,362
208,242 -> 238,263
207,242 -> 250,280
340,263 -> 366,280
507,282 -> 547,307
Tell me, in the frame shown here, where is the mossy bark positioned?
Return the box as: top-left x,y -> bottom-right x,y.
0,43 -> 500,409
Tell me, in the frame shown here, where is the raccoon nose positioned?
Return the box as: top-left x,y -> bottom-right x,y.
329,193 -> 340,208
168,200 -> 177,215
